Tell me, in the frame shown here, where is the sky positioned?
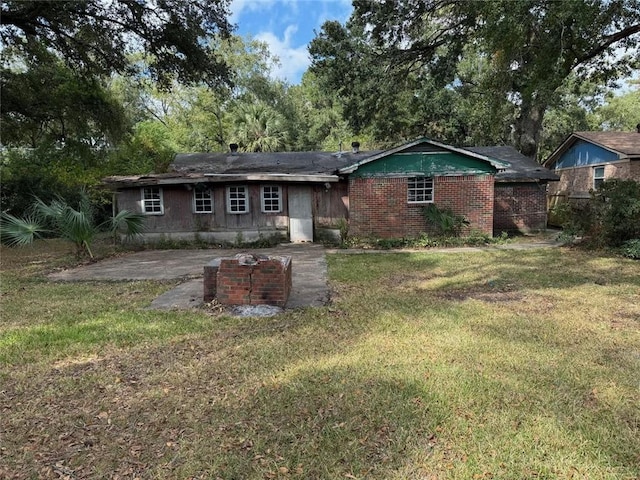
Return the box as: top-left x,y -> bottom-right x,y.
229,0 -> 353,85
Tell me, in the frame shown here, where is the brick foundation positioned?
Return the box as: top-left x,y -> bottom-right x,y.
204,254 -> 292,307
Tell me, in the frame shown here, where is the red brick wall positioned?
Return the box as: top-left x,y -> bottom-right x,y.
348,175 -> 494,238
213,255 -> 291,307
494,183 -> 548,233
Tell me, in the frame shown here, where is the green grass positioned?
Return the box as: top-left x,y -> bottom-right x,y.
1,240 -> 639,479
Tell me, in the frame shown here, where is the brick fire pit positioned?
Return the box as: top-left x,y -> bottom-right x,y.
204,253 -> 292,307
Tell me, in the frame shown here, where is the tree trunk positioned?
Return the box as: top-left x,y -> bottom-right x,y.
513,100 -> 545,160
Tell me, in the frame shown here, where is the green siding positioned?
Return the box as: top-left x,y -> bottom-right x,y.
351,152 -> 496,178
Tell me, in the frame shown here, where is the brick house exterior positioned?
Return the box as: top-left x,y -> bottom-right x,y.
103,138 -> 557,242
338,139 -> 508,237
493,183 -> 548,232
467,146 -> 558,233
348,175 -> 495,237
544,131 -> 640,201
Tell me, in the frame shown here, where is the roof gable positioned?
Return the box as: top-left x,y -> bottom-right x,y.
339,138 -> 508,176
544,131 -> 640,167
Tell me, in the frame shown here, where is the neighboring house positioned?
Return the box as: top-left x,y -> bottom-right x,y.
543,130 -> 640,202
103,138 -> 556,243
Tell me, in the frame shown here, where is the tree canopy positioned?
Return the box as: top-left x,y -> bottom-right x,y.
0,0 -> 233,87
311,0 -> 640,157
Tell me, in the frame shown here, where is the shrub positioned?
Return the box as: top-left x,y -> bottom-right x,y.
422,204 -> 470,236
592,179 -> 640,246
621,239 -> 640,260
555,179 -> 640,248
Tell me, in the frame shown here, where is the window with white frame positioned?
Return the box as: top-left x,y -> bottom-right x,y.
227,185 -> 249,213
193,187 -> 213,213
261,185 -> 282,213
593,166 -> 605,190
141,186 -> 164,214
407,177 -> 434,203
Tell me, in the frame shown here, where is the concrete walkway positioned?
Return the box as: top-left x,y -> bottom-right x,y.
48,235 -> 562,311
49,244 -> 329,310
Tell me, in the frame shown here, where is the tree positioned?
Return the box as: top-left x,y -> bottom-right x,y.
289,71 -> 357,151
318,0 -> 640,157
590,84 -> 640,131
537,77 -> 605,160
0,0 -> 233,88
309,20 -> 468,147
1,53 -> 128,149
231,101 -> 289,152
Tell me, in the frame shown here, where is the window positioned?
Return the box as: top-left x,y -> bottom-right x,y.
407,177 -> 434,203
193,188 -> 213,213
593,166 -> 605,190
227,186 -> 249,213
142,187 -> 163,214
261,185 -> 282,213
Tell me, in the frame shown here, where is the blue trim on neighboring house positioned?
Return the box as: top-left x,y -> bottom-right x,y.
554,140 -> 619,169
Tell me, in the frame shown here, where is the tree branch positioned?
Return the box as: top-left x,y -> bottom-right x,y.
575,24 -> 640,66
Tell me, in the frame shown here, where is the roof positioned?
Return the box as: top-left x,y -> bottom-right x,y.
573,131 -> 640,156
172,150 -> 382,176
339,137 -> 509,174
544,131 -> 640,167
102,140 -> 554,188
465,146 -> 559,182
103,150 -> 383,187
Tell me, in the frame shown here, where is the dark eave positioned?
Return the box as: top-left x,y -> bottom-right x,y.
102,172 -> 340,189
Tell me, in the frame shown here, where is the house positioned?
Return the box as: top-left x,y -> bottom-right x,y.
467,146 -> 559,233
543,129 -> 640,203
102,138 -> 556,243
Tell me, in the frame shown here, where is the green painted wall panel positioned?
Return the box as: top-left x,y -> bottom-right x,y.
352,152 -> 496,177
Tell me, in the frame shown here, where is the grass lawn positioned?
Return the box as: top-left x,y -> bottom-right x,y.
1,240 -> 639,479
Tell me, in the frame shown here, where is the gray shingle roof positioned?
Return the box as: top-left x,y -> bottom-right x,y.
104,142 -> 558,187
171,150 -> 382,175
466,146 -> 559,182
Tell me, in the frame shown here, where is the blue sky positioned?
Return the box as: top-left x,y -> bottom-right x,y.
229,0 -> 353,84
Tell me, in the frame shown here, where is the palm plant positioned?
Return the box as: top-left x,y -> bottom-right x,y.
232,101 -> 289,152
422,204 -> 470,237
1,192 -> 145,258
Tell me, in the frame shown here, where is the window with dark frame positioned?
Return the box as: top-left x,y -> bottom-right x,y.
193,188 -> 213,213
227,185 -> 249,213
261,185 -> 282,213
142,186 -> 163,214
407,177 -> 434,203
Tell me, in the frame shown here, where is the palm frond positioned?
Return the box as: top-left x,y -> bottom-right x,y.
107,210 -> 146,239
0,213 -> 47,247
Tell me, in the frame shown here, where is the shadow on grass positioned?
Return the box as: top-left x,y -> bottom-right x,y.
0,306 -> 448,479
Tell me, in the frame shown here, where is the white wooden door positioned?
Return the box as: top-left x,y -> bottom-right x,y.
288,186 -> 313,242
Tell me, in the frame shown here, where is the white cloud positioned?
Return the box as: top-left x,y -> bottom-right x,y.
229,0 -> 275,24
228,0 -> 354,84
256,25 -> 310,84
315,0 -> 352,29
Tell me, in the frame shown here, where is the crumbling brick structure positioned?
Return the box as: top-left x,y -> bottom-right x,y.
204,254 -> 292,307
